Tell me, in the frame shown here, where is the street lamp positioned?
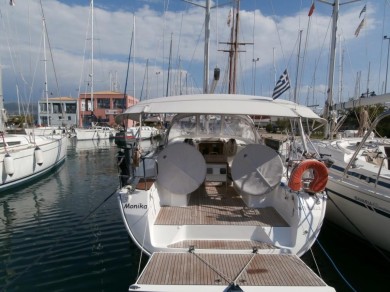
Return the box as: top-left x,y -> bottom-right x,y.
384,35 -> 390,93
252,58 -> 259,95
156,71 -> 161,97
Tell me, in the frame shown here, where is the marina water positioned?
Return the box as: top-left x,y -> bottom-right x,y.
0,138 -> 387,291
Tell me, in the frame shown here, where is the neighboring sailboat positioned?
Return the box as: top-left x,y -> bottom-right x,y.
0,66 -> 67,192
75,0 -> 116,141
305,0 -> 390,253
24,17 -> 68,137
114,1 -> 334,291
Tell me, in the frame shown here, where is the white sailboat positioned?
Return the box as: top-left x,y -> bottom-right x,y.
127,126 -> 159,140
75,0 -> 115,141
24,17 -> 68,137
0,67 -> 67,192
114,1 -> 334,291
305,0 -> 390,253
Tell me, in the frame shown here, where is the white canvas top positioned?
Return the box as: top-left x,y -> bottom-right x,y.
116,94 -> 325,123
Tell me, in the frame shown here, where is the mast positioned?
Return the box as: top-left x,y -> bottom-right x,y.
42,17 -> 50,126
166,33 -> 172,97
293,30 -> 303,104
204,0 -> 210,93
90,0 -> 94,115
133,16 -> 136,99
230,0 -> 240,94
123,19 -> 134,110
220,0 -> 252,94
322,0 -> 339,139
184,0 -> 212,93
319,0 -> 360,139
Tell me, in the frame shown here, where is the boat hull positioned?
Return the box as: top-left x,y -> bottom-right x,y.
74,128 -> 114,140
325,167 -> 390,252
118,182 -> 327,257
0,135 -> 67,192
311,138 -> 390,252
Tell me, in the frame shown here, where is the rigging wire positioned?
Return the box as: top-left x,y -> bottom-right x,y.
0,1 -> 32,118
77,1 -> 92,100
39,0 -> 61,97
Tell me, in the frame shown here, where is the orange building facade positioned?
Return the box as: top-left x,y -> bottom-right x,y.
78,91 -> 138,128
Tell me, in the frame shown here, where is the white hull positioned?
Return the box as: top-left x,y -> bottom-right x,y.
24,127 -> 66,136
74,127 -> 115,140
118,182 -> 327,257
129,126 -> 159,140
0,134 -> 67,191
312,138 -> 390,252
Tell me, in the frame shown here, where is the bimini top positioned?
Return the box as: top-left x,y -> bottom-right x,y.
116,94 -> 325,123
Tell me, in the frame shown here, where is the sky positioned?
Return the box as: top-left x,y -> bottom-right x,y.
0,0 -> 388,114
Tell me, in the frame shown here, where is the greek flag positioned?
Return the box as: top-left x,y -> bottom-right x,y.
272,69 -> 291,100
359,5 -> 366,18
354,18 -> 365,37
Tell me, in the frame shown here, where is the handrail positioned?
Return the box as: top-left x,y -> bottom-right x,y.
375,156 -> 390,188
343,109 -> 390,180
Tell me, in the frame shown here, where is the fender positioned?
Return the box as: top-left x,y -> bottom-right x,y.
132,147 -> 141,167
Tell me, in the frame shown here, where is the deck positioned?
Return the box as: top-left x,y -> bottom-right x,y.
155,183 -> 289,227
136,252 -> 327,287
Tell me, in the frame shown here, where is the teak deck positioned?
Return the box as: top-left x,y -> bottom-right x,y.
155,183 -> 289,227
136,252 -> 327,287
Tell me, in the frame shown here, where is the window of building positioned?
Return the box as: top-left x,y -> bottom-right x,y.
113,99 -> 124,109
68,116 -> 71,121
66,103 -> 77,113
40,103 -> 48,113
53,103 -> 63,113
97,98 -> 110,109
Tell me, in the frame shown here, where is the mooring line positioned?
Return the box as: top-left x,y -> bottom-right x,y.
1,187 -> 119,291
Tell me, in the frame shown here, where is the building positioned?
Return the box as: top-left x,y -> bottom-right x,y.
78,91 -> 138,128
38,97 -> 78,127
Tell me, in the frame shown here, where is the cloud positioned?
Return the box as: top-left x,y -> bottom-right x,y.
0,0 -> 383,111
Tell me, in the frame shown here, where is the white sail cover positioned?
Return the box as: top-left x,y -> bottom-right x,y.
231,144 -> 283,196
157,143 -> 206,195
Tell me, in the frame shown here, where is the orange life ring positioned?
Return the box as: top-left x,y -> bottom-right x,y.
288,159 -> 328,193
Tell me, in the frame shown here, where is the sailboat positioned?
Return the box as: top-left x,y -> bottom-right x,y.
305,0 -> 390,253
24,17 -> 67,137
114,1 -> 334,291
0,66 -> 67,192
74,0 -> 116,141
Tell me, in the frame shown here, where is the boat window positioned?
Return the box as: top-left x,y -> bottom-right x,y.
223,116 -> 256,141
167,114 -> 256,142
199,115 -> 220,135
4,141 -> 22,147
169,115 -> 197,139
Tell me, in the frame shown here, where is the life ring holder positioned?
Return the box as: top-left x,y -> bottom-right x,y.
288,159 -> 328,193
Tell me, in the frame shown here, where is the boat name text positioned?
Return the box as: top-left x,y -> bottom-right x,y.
124,203 -> 147,209
354,196 -> 378,208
